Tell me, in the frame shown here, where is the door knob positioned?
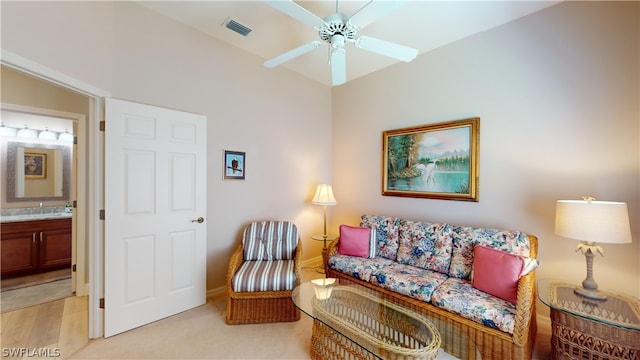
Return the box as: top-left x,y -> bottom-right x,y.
191,217 -> 205,223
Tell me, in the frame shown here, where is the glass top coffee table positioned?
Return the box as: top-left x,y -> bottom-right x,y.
293,279 -> 480,360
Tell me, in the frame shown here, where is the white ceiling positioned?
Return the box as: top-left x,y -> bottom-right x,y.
137,1 -> 559,87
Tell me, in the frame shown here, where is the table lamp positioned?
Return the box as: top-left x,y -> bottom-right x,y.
312,184 -> 336,249
555,197 -> 632,300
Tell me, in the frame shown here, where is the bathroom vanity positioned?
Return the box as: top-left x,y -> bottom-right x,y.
1,216 -> 72,278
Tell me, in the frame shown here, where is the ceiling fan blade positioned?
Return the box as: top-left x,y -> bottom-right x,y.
264,41 -> 323,68
348,0 -> 403,29
263,0 -> 326,29
330,48 -> 346,86
355,36 -> 418,62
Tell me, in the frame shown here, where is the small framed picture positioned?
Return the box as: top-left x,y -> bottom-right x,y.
24,152 -> 47,179
223,150 -> 245,180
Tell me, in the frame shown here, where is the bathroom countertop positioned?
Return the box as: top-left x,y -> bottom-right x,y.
0,213 -> 72,223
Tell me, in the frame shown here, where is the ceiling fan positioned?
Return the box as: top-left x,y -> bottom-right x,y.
263,0 -> 419,86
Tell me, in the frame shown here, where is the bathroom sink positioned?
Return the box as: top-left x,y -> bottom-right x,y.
0,212 -> 72,223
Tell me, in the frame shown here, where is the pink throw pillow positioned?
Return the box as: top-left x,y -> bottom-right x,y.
338,225 -> 376,258
472,245 -> 524,304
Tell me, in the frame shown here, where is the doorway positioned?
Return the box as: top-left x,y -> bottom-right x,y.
0,67 -> 90,319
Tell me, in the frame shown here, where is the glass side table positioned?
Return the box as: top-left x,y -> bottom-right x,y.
311,234 -> 337,274
311,234 -> 337,250
537,279 -> 640,360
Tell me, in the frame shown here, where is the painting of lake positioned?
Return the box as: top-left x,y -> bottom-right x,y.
382,118 -> 479,201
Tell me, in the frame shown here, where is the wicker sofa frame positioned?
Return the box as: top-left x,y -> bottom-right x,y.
324,234 -> 538,360
225,240 -> 302,325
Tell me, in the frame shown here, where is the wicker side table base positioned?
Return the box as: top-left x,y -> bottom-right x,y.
550,310 -> 640,360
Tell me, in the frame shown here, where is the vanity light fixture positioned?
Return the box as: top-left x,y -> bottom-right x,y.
0,123 -> 17,137
58,129 -> 74,142
38,127 -> 58,140
17,125 -> 38,139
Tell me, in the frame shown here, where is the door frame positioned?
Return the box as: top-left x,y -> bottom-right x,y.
2,49 -> 110,338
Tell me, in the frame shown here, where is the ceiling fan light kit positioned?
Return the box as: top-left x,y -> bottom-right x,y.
263,0 -> 419,86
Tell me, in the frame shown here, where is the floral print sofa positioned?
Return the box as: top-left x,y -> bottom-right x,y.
324,215 -> 538,360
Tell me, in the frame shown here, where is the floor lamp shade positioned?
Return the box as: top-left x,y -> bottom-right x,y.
312,184 -> 336,206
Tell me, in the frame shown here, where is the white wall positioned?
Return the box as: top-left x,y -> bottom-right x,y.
332,0 -> 639,318
1,1 -> 333,290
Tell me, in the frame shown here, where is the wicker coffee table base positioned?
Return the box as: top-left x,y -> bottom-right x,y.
311,319 -> 439,360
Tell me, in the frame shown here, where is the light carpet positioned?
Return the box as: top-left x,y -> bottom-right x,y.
1,278 -> 73,313
66,295 -> 498,360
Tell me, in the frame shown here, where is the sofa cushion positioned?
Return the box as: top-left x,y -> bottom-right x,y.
231,260 -> 296,292
396,221 -> 453,274
448,226 -> 531,280
328,254 -> 396,282
472,245 -> 524,304
431,277 -> 517,334
370,263 -> 449,302
338,225 -> 377,258
243,221 -> 298,261
360,215 -> 400,261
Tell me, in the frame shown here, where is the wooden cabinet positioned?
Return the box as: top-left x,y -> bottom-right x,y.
1,218 -> 71,278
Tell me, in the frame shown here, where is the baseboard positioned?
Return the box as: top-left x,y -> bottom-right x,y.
206,255 -> 325,299
536,314 -> 551,334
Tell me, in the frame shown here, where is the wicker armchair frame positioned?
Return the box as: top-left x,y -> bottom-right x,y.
324,235 -> 538,360
225,241 -> 303,325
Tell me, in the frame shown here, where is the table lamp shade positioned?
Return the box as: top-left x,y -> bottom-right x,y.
555,200 -> 632,244
312,184 -> 336,206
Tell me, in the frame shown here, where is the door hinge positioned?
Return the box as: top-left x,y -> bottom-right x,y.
99,209 -> 105,220
72,264 -> 77,272
72,200 -> 77,208
99,298 -> 105,309
73,136 -> 78,145
100,121 -> 105,132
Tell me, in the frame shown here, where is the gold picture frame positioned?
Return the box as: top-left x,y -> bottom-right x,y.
382,118 -> 479,201
24,152 -> 47,179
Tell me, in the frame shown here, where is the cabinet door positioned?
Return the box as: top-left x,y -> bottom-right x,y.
39,228 -> 72,270
1,231 -> 38,276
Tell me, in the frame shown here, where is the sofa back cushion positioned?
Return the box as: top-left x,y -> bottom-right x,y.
242,221 -> 298,261
360,215 -> 400,260
396,221 -> 453,274
448,226 -> 531,280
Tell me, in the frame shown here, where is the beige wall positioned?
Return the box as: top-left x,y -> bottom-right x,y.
332,0 -> 639,318
2,1 -> 637,305
1,1 -> 333,290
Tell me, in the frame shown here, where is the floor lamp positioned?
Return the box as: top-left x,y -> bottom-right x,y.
555,197 -> 632,300
312,184 -> 336,250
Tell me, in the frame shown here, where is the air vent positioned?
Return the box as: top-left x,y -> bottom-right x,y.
223,18 -> 252,37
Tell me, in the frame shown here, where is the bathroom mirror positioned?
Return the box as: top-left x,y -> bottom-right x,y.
5,141 -> 71,202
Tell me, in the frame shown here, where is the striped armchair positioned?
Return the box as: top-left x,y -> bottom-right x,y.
225,220 -> 302,324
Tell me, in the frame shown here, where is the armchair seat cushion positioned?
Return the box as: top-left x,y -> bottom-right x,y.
231,259 -> 296,292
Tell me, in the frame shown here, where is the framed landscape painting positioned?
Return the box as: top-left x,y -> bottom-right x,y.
382,118 -> 479,201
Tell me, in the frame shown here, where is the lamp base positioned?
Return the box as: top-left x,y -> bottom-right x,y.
574,287 -> 607,301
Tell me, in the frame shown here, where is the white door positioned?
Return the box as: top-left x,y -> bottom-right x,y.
104,98 -> 207,337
